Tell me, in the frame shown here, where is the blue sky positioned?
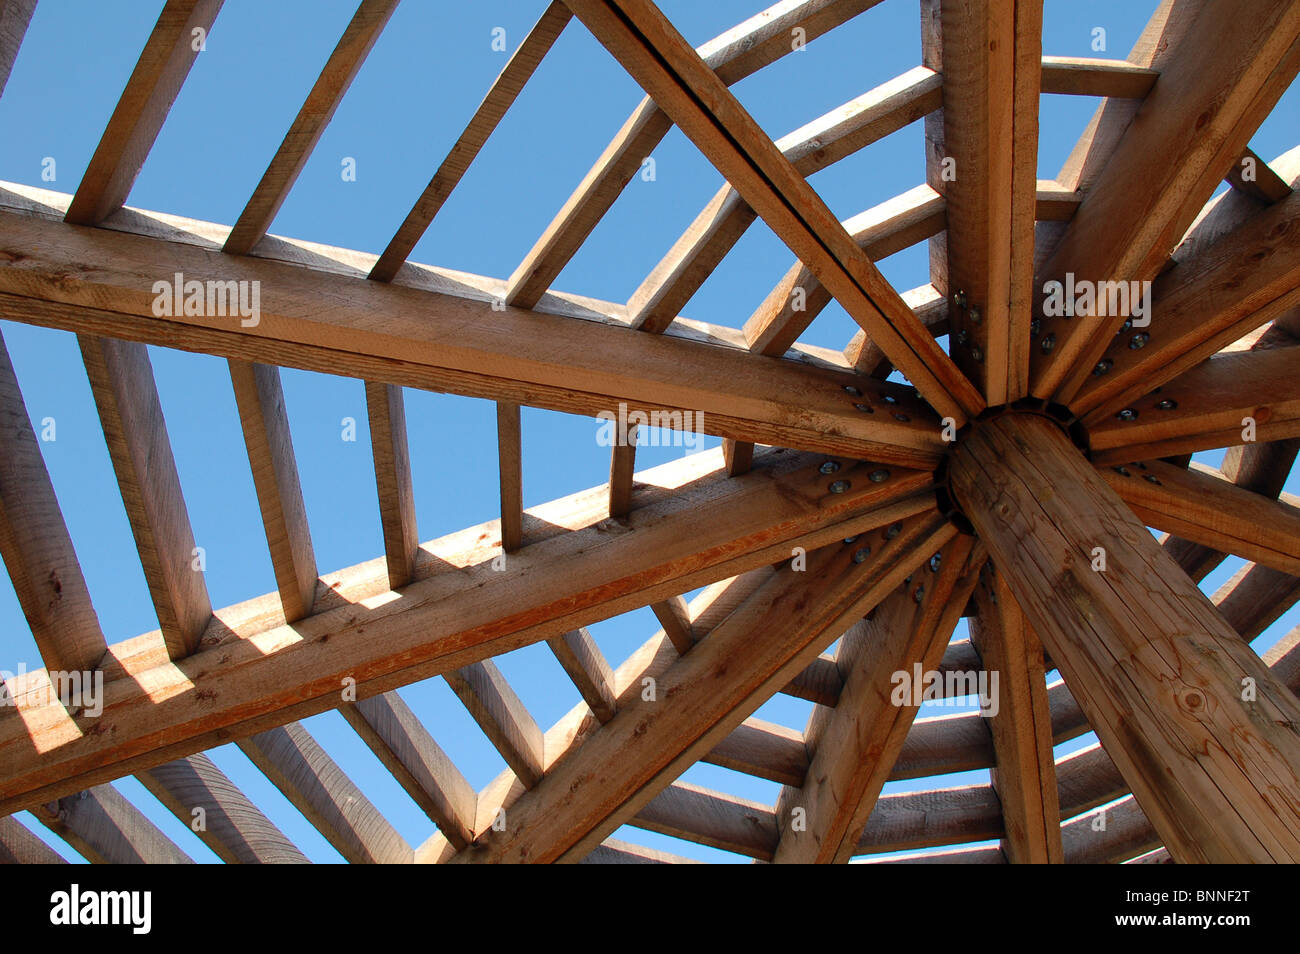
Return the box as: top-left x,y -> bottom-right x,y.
0,0 -> 1297,863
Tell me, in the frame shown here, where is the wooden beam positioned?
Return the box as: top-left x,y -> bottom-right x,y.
138,753 -> 308,863
1090,348 -> 1300,464
0,814 -> 65,864
0,187 -> 945,468
744,186 -> 947,358
580,837 -> 700,864
0,446 -> 927,815
546,627 -> 617,724
935,0 -> 1041,405
496,402 -> 523,551
649,595 -> 694,654
968,567 -> 1062,863
365,382 -> 418,589
771,535 -> 983,863
368,2 -> 571,281
65,0 -> 223,225
0,328 -> 108,673
1061,795 -> 1160,864
565,0 -> 983,423
705,717 -> 806,786
238,722 -> 411,863
632,781 -> 778,859
950,412 -> 1300,862
627,66 -> 943,334
1074,172 -> 1300,426
79,335 -> 211,659
448,512 -> 956,862
1030,0 -> 1300,402
504,0 -> 884,308
1039,56 -> 1158,98
341,691 -> 477,849
1214,563 -> 1300,643
223,0 -> 397,254
445,660 -> 545,789
1102,460 -> 1300,576
32,783 -> 193,864
1224,146 -> 1292,204
229,360 -> 317,621
0,0 -> 36,98
608,429 -> 637,519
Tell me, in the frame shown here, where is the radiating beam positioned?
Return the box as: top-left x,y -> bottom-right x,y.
0,447 -> 933,813
1102,460 -> 1300,576
449,513 -> 955,863
771,536 -> 983,863
1030,0 -> 1300,401
951,412 -> 1300,862
934,0 -> 1041,405
564,0 -> 983,423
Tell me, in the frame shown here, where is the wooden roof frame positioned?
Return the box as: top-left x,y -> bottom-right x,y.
1,0 -> 1299,864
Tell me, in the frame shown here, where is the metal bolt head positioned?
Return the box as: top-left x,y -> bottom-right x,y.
852,546 -> 871,564
1113,465 -> 1132,476
1030,318 -> 1041,337
868,469 -> 890,483
953,290 -> 968,309
913,585 -> 925,603
968,307 -> 981,325
883,394 -> 898,405
885,522 -> 902,540
1143,474 -> 1162,485
1117,408 -> 1139,422
1040,333 -> 1056,354
928,552 -> 942,573
1120,318 -> 1134,332
829,479 -> 850,494
854,402 -> 873,413
1155,398 -> 1177,410
819,460 -> 841,475
843,535 -> 859,544
1094,358 -> 1113,375
956,329 -> 969,345
1129,332 -> 1150,350
843,385 -> 862,396
970,344 -> 984,361
894,412 -> 910,422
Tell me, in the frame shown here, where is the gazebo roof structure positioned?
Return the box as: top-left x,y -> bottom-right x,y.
0,0 -> 1298,865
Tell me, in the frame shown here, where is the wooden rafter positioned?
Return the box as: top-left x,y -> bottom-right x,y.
0,447 -> 932,813
0,0 -> 35,99
1030,0 -> 1300,402
65,0 -> 223,226
504,0 -> 885,309
951,412 -> 1300,863
933,0 -> 1041,405
447,512 -> 956,863
771,536 -> 983,863
565,0 -> 983,423
224,0 -> 399,255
